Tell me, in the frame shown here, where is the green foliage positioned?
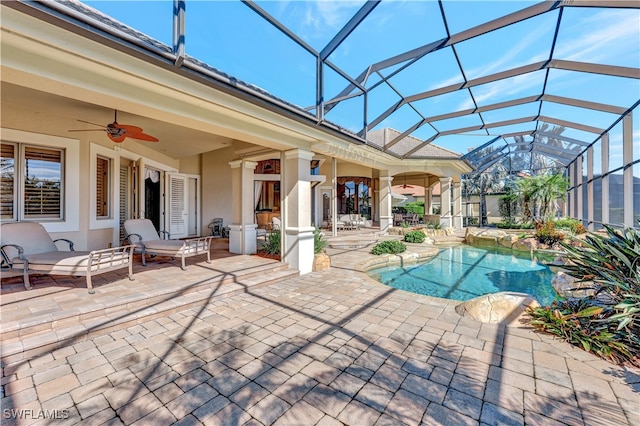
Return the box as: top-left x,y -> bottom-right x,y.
370,240 -> 406,255
314,227 -> 327,254
529,225 -> 640,366
400,221 -> 410,228
403,201 -> 424,215
529,300 -> 634,365
554,218 -> 587,235
259,229 -> 280,256
517,173 -> 568,222
498,192 -> 519,222
403,230 -> 426,243
534,221 -> 565,246
496,220 -> 534,229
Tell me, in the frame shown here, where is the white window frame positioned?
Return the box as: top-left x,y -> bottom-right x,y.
90,143 -> 120,230
1,128 -> 79,233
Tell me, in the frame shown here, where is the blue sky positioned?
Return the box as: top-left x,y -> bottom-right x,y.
85,1 -> 639,164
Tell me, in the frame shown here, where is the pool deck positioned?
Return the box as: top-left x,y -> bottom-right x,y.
1,232 -> 639,425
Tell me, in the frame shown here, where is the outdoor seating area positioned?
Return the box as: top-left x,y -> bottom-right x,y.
122,219 -> 213,271
0,222 -> 134,294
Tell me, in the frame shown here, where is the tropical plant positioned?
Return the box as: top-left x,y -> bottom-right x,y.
259,229 -> 281,256
370,240 -> 406,255
528,225 -> 640,366
517,173 -> 568,223
534,221 -> 565,246
554,218 -> 587,235
313,227 -> 327,254
404,230 -> 426,244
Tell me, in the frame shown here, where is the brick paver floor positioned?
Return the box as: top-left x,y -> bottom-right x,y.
1,238 -> 639,425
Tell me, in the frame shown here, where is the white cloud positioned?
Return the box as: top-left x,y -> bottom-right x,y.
555,10 -> 640,63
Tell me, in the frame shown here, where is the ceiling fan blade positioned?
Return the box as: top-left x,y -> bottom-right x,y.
127,132 -> 159,142
68,129 -> 106,132
77,119 -> 107,128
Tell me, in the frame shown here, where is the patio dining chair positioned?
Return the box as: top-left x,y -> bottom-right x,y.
123,219 -> 213,270
1,222 -> 134,293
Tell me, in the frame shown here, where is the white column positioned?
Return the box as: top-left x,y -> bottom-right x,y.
439,177 -> 452,228
228,160 -> 258,254
332,157 -> 338,236
283,149 -> 314,274
623,114 -> 634,227
426,186 -> 433,215
379,173 -> 393,233
601,133 -> 610,226
587,146 -> 594,231
452,180 -> 463,229
576,155 -> 583,224
568,162 -> 575,219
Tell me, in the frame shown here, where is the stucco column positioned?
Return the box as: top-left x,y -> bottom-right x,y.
283,149 -> 314,274
439,177 -> 452,228
228,160 -> 258,254
452,181 -> 463,229
426,186 -> 433,215
379,174 -> 393,233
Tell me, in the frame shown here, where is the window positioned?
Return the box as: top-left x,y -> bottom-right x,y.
1,142 -> 64,221
1,143 -> 15,219
96,156 -> 111,218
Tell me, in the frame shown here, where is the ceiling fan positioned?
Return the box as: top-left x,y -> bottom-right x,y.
401,174 -> 413,189
69,110 -> 158,143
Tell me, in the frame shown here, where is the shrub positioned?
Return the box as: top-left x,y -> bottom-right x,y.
554,218 -> 587,235
496,221 -> 534,229
404,230 -> 426,243
534,221 -> 564,245
528,225 -> 640,366
371,240 -> 406,255
401,221 -> 410,228
259,229 -> 280,255
314,227 -> 327,254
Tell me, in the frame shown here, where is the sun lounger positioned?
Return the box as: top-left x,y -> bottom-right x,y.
122,219 -> 212,270
0,222 -> 134,293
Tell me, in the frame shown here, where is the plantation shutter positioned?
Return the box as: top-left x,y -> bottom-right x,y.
1,143 -> 16,219
119,165 -> 131,242
167,173 -> 187,238
96,156 -> 109,217
23,146 -> 62,219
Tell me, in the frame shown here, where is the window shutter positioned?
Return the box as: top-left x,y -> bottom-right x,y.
96,156 -> 109,217
1,143 -> 15,219
24,146 -> 62,219
167,173 -> 187,238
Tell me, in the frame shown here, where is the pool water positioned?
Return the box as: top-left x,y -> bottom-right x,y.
368,245 -> 560,305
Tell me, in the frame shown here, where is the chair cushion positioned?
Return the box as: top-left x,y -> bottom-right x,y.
10,251 -> 130,274
123,219 -> 162,242
137,239 -> 208,256
1,222 -> 58,258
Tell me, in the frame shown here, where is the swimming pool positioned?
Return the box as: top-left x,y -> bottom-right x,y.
368,245 -> 560,305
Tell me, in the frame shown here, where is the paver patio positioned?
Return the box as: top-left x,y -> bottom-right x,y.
1,235 -> 639,425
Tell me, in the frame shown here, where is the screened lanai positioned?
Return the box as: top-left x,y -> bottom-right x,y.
6,0 -> 640,229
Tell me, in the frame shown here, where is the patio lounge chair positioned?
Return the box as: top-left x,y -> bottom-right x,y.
122,219 -> 213,270
0,222 -> 134,293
